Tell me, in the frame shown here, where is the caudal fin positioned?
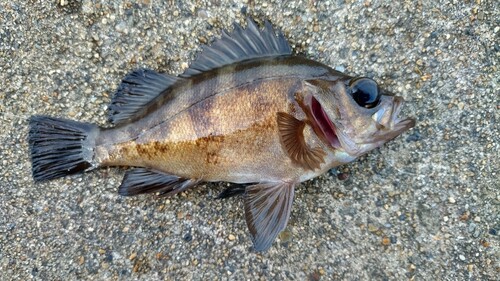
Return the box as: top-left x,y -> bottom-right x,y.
28,116 -> 99,182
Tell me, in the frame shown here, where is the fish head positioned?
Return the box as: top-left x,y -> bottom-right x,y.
305,76 -> 415,157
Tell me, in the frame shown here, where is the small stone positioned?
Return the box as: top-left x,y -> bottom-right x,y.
197,9 -> 208,18
228,234 -> 236,241
177,211 -> 184,219
368,224 -> 379,232
156,253 -> 163,260
467,264 -> 474,272
129,252 -> 137,261
279,229 -> 292,243
183,233 -> 193,242
115,22 -> 129,34
98,249 -> 106,254
381,236 -> 390,246
459,255 -> 466,261
481,240 -> 490,247
390,236 -> 397,244
474,216 -> 480,222
337,172 -> 349,181
448,197 -> 456,203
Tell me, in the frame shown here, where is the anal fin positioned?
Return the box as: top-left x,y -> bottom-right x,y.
244,182 -> 295,251
118,168 -> 199,197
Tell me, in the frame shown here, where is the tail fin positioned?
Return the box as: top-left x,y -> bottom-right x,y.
28,116 -> 99,182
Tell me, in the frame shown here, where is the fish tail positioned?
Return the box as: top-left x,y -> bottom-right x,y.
28,115 -> 100,182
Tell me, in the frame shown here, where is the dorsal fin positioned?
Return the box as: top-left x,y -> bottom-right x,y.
181,18 -> 292,77
108,69 -> 180,125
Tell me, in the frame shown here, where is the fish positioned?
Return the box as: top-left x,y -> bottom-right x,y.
28,18 -> 416,251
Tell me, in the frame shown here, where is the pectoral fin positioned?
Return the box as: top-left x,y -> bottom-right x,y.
244,182 -> 295,251
277,112 -> 326,170
118,168 -> 199,197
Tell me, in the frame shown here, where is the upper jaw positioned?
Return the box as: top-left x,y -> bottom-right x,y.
369,96 -> 416,142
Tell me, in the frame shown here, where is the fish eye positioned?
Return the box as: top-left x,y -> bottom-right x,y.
349,77 -> 380,109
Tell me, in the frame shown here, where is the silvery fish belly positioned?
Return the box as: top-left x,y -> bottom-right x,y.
28,18 -> 415,251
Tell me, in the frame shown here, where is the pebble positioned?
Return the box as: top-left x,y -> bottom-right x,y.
228,234 -> 236,241
115,22 -> 129,34
381,236 -> 390,246
337,172 -> 349,181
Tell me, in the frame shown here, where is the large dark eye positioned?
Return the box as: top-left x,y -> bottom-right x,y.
349,77 -> 380,108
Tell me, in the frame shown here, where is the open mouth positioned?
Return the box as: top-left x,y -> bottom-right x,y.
310,97 -> 341,148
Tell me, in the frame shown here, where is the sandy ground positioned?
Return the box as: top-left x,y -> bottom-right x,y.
0,0 -> 498,280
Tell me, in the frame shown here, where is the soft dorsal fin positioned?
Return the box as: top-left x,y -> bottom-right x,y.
181,18 -> 292,77
108,69 -> 180,125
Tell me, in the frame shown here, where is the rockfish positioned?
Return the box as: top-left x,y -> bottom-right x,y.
29,18 -> 415,251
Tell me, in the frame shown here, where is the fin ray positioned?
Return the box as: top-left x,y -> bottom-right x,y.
181,18 -> 292,77
108,69 -> 180,125
277,112 -> 326,170
118,168 -> 199,197
244,182 -> 295,251
29,116 -> 99,181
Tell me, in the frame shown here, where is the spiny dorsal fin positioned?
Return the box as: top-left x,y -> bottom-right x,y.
108,69 -> 181,125
181,18 -> 292,77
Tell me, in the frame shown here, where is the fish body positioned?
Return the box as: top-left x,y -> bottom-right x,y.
96,56 -> 353,184
29,18 -> 415,251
